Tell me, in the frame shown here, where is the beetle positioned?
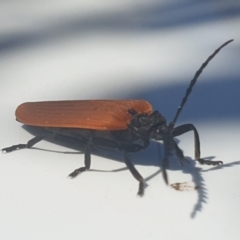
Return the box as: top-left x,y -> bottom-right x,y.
2,39 -> 233,196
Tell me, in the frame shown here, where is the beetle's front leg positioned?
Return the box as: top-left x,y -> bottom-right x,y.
172,124 -> 223,165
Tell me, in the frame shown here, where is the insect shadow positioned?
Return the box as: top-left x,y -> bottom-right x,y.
22,124 -> 239,218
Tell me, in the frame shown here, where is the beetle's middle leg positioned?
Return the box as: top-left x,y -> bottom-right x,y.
68,138 -> 91,178
172,124 -> 223,165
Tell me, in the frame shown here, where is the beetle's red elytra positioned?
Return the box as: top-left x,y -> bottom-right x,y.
2,39 -> 233,196
16,100 -> 152,130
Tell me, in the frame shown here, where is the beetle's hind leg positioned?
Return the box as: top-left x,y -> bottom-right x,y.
2,134 -> 53,153
172,124 -> 223,165
68,138 -> 91,178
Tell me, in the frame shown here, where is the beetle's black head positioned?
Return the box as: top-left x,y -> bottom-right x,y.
149,121 -> 168,141
146,111 -> 176,142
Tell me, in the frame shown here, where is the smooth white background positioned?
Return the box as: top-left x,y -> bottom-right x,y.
0,1 -> 240,240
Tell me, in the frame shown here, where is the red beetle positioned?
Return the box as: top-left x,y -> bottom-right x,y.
2,40 -> 233,195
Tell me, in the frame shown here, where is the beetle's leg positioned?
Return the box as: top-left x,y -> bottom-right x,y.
172,124 -> 223,165
124,153 -> 144,196
2,134 -> 53,153
68,138 -> 91,178
162,134 -> 176,185
121,142 -> 147,153
171,139 -> 186,166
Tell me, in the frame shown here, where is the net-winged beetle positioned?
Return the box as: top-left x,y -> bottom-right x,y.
2,40 -> 233,196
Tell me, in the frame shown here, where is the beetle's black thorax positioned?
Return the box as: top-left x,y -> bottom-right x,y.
127,109 -> 167,141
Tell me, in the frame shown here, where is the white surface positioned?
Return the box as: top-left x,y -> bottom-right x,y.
1,1 -> 240,240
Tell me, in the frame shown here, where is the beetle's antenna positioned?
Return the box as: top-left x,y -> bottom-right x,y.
169,39 -> 233,128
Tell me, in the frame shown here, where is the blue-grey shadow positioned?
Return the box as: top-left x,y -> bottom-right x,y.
0,1 -> 239,53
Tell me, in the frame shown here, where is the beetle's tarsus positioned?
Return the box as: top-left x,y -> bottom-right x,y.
2,144 -> 27,153
137,181 -> 144,196
197,159 -> 223,165
68,167 -> 87,178
2,134 -> 52,154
